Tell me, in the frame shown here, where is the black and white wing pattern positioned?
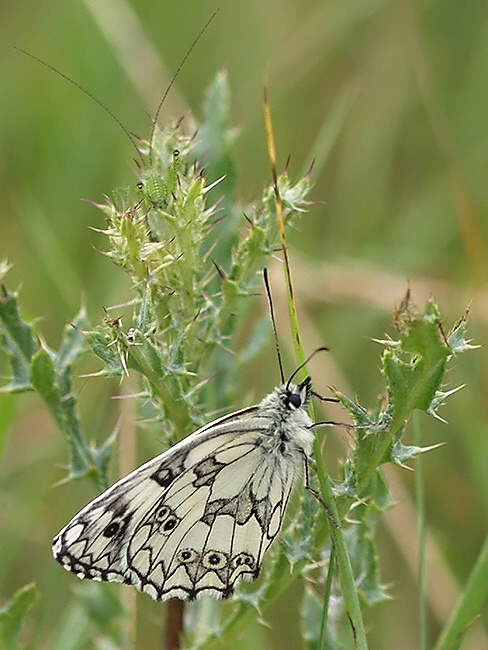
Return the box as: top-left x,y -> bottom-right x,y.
53,379 -> 315,601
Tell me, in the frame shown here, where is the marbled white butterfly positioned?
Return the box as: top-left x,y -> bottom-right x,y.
52,374 -> 332,601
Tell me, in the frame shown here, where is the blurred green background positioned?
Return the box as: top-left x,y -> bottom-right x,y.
1,0 -> 488,647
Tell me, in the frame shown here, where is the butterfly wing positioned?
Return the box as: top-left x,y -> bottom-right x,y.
53,406 -> 298,601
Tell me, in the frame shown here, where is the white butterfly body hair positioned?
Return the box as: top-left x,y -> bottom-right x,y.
52,377 -> 319,601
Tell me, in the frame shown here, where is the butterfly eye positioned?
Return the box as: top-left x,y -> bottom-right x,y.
136,181 -> 144,190
286,393 -> 302,409
103,521 -> 120,538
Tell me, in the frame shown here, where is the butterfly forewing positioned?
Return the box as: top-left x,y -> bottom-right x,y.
53,383 -> 314,601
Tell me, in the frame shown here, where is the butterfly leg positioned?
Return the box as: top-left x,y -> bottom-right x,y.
311,389 -> 340,403
302,453 -> 340,529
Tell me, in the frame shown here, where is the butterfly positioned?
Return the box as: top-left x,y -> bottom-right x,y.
52,374 -> 334,602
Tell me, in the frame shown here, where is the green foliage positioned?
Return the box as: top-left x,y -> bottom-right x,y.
0,72 -> 310,483
1,7 -> 485,647
0,73 -> 319,647
0,584 -> 37,650
0,68 -> 478,650
45,583 -> 127,650
291,295 -> 474,646
335,298 -> 473,507
0,284 -> 115,486
434,533 -> 488,650
0,278 -> 37,393
86,95 -> 309,447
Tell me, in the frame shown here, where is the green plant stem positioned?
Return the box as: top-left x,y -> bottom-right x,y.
127,344 -> 191,434
357,411 -> 407,495
273,170 -> 368,644
274,187 -> 368,646
314,439 -> 368,649
414,411 -> 428,650
319,543 -> 336,650
0,393 -> 16,460
433,531 -> 488,650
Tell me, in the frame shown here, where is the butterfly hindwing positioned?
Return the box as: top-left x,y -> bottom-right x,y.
53,402 -> 302,601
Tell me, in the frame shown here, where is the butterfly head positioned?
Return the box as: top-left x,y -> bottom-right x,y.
258,376 -> 312,420
284,376 -> 312,410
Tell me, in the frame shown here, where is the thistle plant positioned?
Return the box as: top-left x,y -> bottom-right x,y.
84,92 -> 314,456
0,69 -> 479,650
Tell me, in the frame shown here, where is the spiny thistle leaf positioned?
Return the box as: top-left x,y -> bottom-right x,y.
334,294 -> 474,507
383,296 -> 470,423
0,280 -> 110,484
0,282 -> 38,392
390,440 -> 444,467
447,305 -> 478,353
54,305 -> 88,379
30,345 -> 97,482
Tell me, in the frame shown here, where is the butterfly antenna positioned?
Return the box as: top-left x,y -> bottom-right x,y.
14,46 -> 142,160
148,8 -> 220,165
263,268 -> 285,384
286,347 -> 329,389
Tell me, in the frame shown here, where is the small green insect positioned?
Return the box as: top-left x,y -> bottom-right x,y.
137,173 -> 167,208
136,149 -> 182,208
